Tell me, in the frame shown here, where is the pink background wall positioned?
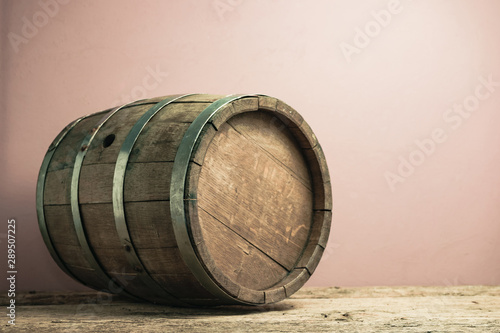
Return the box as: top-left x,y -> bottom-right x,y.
1,0 -> 500,291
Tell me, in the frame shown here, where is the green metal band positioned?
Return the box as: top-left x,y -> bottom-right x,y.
113,94 -> 194,306
70,101 -> 146,299
36,117 -> 90,285
170,94 -> 254,305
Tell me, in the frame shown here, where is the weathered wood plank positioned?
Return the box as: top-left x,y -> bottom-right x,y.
129,122 -> 193,163
79,203 -> 122,249
6,286 -> 500,332
196,207 -> 289,290
310,210 -> 332,249
39,94 -> 330,306
258,95 -> 277,111
47,114 -> 102,172
227,111 -> 312,187
196,117 -> 313,271
83,103 -> 156,165
79,200 -> 207,301
123,162 -> 173,202
90,246 -> 136,274
134,247 -> 191,275
61,265 -> 109,291
210,97 -> 259,129
151,273 -> 217,300
78,164 -> 114,204
302,144 -> 332,211
44,204 -> 78,246
78,162 -> 175,204
190,124 -> 218,166
124,201 -> 177,248
43,167 -> 73,205
50,243 -> 94,269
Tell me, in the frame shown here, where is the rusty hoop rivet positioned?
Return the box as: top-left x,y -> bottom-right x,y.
80,144 -> 88,151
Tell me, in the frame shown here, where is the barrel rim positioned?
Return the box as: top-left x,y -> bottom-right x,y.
171,95 -> 332,305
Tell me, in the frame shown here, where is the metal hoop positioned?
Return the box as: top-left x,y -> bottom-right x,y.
70,100 -> 146,300
113,94 -> 195,306
37,116 -> 90,286
170,94 -> 252,305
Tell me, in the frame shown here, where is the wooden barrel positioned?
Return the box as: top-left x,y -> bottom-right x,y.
36,94 -> 332,306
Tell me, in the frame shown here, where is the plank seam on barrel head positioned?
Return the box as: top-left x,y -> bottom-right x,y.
225,120 -> 313,191
197,206 -> 291,272
113,94 -> 196,306
209,122 -> 218,132
37,117 -> 90,287
70,100 -> 147,301
191,160 -> 202,167
197,193 -> 307,271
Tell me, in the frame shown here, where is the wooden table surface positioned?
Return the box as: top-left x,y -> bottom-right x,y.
3,286 -> 500,332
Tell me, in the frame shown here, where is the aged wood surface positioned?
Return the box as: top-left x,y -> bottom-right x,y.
3,286 -> 499,332
41,98 -> 217,302
39,95 -> 332,305
196,111 -> 313,290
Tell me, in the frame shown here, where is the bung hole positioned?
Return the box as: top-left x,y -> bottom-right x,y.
103,134 -> 115,148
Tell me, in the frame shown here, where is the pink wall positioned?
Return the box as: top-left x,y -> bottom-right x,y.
1,0 -> 500,291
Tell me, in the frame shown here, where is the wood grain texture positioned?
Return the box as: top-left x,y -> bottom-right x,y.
124,201 -> 177,247
79,203 -> 122,249
129,122 -> 192,163
63,265 -> 110,290
195,111 -> 313,289
39,94 -> 332,306
47,113 -> 103,172
8,286 -> 500,332
123,162 -> 173,202
151,273 -> 217,300
83,103 -> 157,165
42,98 -> 200,303
51,243 -> 95,270
210,97 -> 259,130
227,111 -> 312,188
197,208 -> 289,290
44,205 -> 79,246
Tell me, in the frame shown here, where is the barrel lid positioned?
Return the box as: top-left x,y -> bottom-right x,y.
170,95 -> 332,305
